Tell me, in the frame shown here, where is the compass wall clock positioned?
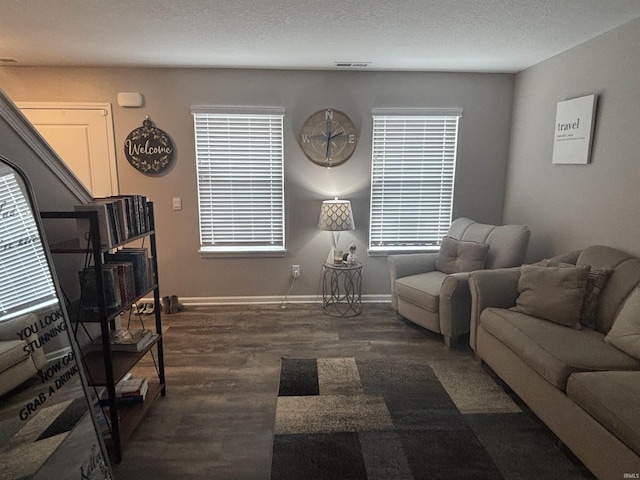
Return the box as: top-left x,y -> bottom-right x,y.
299,108 -> 358,167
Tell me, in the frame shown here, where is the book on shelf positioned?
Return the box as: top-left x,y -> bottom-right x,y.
79,258 -> 142,313
99,376 -> 149,405
117,377 -> 149,397
75,202 -> 116,250
79,265 -> 122,312
110,329 -> 156,352
75,194 -> 149,249
106,261 -> 136,306
93,402 -> 113,433
87,329 -> 158,352
105,248 -> 150,296
98,194 -> 149,239
93,197 -> 125,244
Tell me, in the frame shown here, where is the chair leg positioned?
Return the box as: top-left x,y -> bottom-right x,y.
443,335 -> 458,348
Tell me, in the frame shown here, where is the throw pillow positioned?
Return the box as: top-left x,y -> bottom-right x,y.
512,264 -> 590,329
435,236 -> 490,274
605,287 -> 640,361
580,267 -> 614,329
528,259 -> 613,328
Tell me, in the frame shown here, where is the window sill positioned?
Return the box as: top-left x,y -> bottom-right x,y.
198,248 -> 287,259
368,247 -> 439,257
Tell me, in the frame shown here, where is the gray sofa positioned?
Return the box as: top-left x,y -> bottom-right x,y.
388,217 -> 530,347
470,246 -> 640,479
0,313 -> 47,396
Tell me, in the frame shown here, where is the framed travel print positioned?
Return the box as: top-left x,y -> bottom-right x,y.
552,94 -> 597,164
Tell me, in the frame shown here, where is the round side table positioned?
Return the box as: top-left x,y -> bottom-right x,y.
322,261 -> 362,317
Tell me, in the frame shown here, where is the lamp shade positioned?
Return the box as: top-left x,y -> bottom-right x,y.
318,198 -> 355,231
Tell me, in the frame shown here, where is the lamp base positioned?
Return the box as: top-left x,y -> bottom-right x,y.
326,247 -> 344,265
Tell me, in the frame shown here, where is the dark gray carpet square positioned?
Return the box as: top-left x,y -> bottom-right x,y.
271,432 -> 367,480
278,358 -> 319,396
466,413 -> 596,480
398,429 -> 503,480
36,397 -> 88,441
356,358 -> 468,431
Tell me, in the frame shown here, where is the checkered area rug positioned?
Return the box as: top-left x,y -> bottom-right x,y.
270,357 -> 594,480
0,396 -> 88,479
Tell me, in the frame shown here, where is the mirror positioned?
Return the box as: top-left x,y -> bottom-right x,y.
0,156 -> 112,480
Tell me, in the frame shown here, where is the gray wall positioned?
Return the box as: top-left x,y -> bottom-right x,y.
0,91 -> 89,351
505,17 -> 640,261
0,68 -> 514,299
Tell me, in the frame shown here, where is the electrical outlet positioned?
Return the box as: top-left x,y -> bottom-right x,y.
291,265 -> 300,278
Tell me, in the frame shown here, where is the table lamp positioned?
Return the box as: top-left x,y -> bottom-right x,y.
318,197 -> 355,264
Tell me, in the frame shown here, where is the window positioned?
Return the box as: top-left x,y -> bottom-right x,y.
369,108 -> 462,253
0,169 -> 58,321
192,106 -> 285,255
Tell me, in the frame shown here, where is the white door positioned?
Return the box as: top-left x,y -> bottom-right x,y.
18,103 -> 119,198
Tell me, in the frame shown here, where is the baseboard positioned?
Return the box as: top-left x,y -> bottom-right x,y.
139,294 -> 391,306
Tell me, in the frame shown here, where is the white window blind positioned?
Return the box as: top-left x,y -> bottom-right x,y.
369,108 -> 462,251
0,171 -> 58,321
192,106 -> 285,253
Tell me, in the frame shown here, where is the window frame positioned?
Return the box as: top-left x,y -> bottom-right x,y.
191,106 -> 286,257
368,107 -> 463,255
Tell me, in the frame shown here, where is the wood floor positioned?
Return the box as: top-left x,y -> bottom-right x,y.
110,303 -> 585,480
110,303 -> 466,479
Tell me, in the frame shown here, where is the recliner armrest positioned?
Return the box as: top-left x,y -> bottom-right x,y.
388,253 -> 438,310
468,267 -> 521,351
439,272 -> 472,341
388,253 -> 438,279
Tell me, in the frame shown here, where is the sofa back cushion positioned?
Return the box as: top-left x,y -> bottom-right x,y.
0,313 -> 37,341
605,287 -> 640,360
577,246 -> 640,334
447,217 -> 530,270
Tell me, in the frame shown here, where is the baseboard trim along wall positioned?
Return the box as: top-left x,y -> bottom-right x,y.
141,295 -> 392,306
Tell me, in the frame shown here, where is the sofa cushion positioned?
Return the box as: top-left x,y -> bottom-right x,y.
567,371 -> 640,457
531,259 -> 613,329
577,247 -> 640,334
605,287 -> 640,360
479,307 -> 640,390
395,271 -> 447,313
512,264 -> 590,329
436,236 -> 489,274
0,339 -> 28,373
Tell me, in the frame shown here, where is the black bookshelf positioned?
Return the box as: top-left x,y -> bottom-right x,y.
41,201 -> 166,464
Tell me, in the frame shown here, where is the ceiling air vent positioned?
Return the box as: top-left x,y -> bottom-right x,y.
334,62 -> 371,68
0,58 -> 18,64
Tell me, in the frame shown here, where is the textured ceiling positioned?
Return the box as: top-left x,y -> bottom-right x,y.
2,0 -> 640,72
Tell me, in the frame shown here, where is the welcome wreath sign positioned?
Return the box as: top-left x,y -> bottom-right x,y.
124,117 -> 175,174
552,94 -> 597,164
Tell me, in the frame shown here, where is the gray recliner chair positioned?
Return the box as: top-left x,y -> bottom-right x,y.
388,217 -> 530,347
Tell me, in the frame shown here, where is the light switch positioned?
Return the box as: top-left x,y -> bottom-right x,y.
172,197 -> 182,211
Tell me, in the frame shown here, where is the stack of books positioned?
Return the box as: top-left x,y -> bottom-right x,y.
79,248 -> 154,312
88,329 -> 158,352
75,195 -> 150,250
100,375 -> 149,405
